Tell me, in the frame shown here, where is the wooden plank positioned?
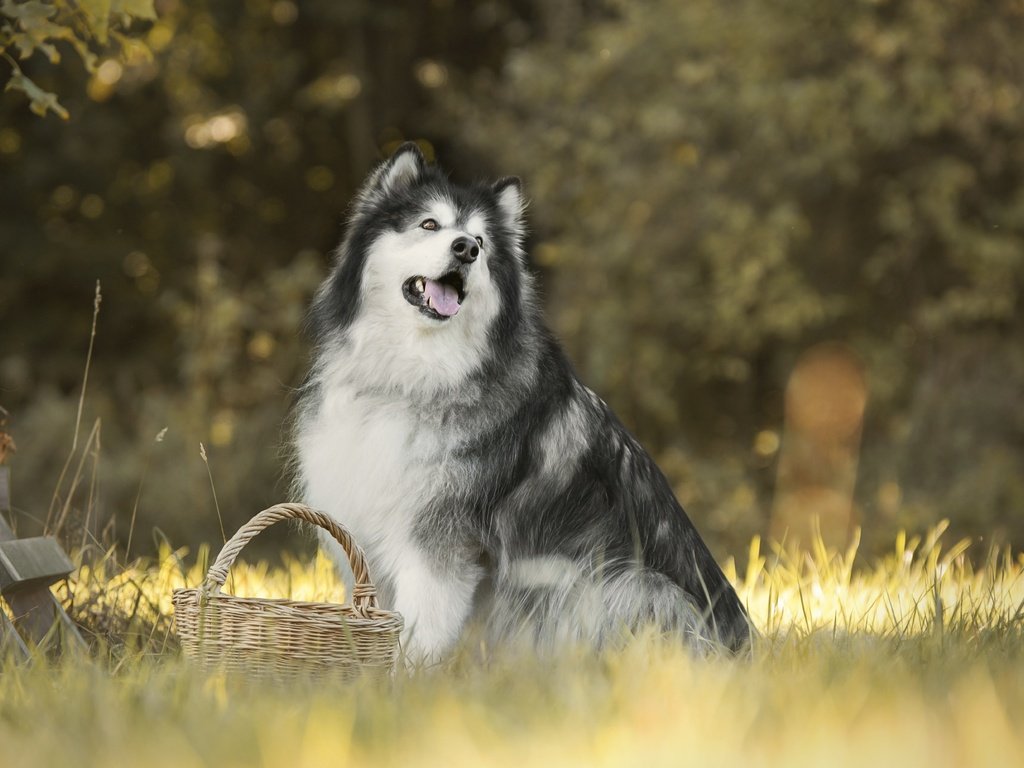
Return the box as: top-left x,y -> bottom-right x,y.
0,467 -> 12,537
0,468 -> 85,651
0,537 -> 75,594
5,591 -> 59,646
0,465 -> 26,656
1,607 -> 30,658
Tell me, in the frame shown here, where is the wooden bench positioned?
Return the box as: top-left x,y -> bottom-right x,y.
0,417 -> 84,656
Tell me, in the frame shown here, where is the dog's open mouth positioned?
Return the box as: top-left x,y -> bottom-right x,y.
403,272 -> 466,320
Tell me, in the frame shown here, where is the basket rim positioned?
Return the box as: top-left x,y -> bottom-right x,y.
199,503 -> 384,612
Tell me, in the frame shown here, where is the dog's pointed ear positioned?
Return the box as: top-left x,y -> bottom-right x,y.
493,176 -> 525,229
357,143 -> 426,209
378,142 -> 425,194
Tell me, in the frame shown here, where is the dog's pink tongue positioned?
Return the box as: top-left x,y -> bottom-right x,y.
424,279 -> 460,317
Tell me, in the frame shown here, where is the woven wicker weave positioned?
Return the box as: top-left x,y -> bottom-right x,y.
172,502 -> 403,681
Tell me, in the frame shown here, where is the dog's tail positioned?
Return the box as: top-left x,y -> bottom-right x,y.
622,451 -> 754,653
681,535 -> 754,654
634,480 -> 754,652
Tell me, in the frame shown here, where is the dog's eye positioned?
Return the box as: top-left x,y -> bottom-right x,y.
420,219 -> 438,231
474,236 -> 484,247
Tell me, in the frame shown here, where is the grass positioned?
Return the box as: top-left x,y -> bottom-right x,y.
3,522 -> 1023,767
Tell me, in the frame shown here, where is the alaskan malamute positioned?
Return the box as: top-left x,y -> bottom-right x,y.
294,144 -> 751,661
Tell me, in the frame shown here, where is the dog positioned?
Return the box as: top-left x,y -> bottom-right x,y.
293,143 -> 751,662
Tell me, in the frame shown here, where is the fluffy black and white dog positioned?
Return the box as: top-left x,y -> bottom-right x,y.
294,144 -> 751,662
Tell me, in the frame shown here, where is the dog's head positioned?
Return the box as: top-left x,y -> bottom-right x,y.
313,143 -> 533,393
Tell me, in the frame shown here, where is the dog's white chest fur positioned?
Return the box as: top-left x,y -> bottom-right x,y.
299,382 -> 437,560
297,378 -> 481,662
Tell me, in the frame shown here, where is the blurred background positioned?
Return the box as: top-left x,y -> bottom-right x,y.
1,0 -> 1022,563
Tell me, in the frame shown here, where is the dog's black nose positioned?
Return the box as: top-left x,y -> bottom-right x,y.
451,235 -> 479,264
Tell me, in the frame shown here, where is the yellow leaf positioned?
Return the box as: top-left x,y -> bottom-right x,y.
5,69 -> 69,120
77,0 -> 113,43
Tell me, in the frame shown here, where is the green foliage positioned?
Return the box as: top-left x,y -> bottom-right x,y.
1,0 -> 154,118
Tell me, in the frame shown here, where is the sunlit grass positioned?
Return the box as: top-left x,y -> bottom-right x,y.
3,524 -> 1023,767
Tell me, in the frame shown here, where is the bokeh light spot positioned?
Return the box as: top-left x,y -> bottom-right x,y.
414,59 -> 448,89
51,185 -> 76,210
0,128 -> 20,154
123,251 -> 152,278
271,1 -> 298,25
754,430 -> 780,457
80,194 -> 105,219
248,332 -> 276,361
97,59 -> 124,86
210,411 -> 235,446
305,165 -> 335,192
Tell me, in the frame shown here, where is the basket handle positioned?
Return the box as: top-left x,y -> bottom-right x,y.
202,502 -> 378,611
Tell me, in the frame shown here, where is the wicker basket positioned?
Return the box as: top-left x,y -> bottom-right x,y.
172,502 -> 403,681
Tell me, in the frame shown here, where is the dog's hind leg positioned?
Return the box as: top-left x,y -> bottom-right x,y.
487,558 -> 734,654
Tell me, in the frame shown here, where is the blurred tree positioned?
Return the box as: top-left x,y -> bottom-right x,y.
444,0 -> 1024,551
2,0 -> 1022,558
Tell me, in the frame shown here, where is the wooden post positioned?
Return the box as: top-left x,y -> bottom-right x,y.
1,598 -> 30,658
0,411 -> 84,654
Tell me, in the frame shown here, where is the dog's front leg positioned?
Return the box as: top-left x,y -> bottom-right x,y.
390,545 -> 481,665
